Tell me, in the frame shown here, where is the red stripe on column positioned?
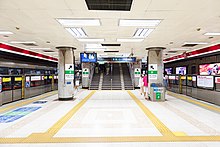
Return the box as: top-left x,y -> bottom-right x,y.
0,43 -> 58,61
164,44 -> 220,62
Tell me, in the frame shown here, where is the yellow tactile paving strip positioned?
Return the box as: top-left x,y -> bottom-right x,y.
167,91 -> 220,113
0,90 -> 220,143
127,91 -> 175,137
0,91 -> 58,114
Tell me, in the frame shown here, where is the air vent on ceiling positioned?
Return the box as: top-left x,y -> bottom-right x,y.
101,43 -> 121,46
21,43 -> 38,46
85,0 -> 133,11
104,50 -> 119,52
43,50 -> 55,52
167,51 -> 178,53
182,44 -> 198,47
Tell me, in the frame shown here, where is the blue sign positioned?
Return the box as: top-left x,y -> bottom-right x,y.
25,81 -> 30,88
0,107 -> 41,123
66,81 -> 71,85
80,53 -> 97,63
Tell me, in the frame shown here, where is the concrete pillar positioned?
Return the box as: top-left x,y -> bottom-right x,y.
146,47 -> 166,100
56,46 -> 76,100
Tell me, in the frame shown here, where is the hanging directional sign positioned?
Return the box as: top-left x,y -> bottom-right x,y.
148,64 -> 158,79
65,64 -> 74,80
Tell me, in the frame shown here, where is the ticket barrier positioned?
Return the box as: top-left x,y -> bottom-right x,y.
149,83 -> 165,102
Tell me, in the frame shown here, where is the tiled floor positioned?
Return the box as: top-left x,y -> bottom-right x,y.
0,89 -> 220,147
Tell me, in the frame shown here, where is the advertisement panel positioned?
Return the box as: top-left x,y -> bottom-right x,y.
176,67 -> 186,75
199,63 -> 220,75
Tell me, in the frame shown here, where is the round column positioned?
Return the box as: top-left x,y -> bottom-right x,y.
146,47 -> 166,101
56,46 -> 76,100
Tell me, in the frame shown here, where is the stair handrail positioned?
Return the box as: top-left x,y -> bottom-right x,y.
128,63 -> 135,89
88,64 -> 95,90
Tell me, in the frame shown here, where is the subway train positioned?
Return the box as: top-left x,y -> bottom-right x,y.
0,59 -> 58,106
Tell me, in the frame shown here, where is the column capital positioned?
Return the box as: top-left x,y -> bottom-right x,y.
56,46 -> 76,50
146,47 -> 166,51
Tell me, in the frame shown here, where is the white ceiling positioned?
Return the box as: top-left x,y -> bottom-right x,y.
0,0 -> 220,61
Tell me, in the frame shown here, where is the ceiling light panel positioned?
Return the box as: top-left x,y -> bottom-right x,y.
0,31 -> 13,35
30,48 -> 51,50
184,42 -> 208,45
133,28 -> 154,38
204,32 -> 220,36
119,19 -> 161,27
10,41 -> 36,44
85,44 -> 106,48
66,28 -> 87,38
117,38 -> 144,42
85,48 -> 106,51
56,18 -> 101,27
78,38 -> 105,42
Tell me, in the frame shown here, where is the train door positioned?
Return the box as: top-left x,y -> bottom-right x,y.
12,76 -> 22,101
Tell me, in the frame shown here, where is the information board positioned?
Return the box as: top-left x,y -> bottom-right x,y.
197,75 -> 214,88
134,68 -> 141,77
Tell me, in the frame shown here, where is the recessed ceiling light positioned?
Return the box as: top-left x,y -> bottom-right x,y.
56,18 -> 101,27
66,28 -> 87,38
0,31 -> 13,35
183,42 -> 208,45
133,28 -> 154,38
30,48 -> 51,50
10,41 -> 36,44
204,32 -> 220,36
117,38 -> 144,42
85,44 -> 106,48
119,19 -> 161,27
85,48 -> 106,51
78,38 -> 105,42
169,48 -> 190,51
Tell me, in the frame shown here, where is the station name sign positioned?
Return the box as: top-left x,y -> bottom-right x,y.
98,57 -> 136,63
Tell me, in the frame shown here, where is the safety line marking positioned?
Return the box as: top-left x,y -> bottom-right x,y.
0,91 -> 58,114
127,91 -> 175,137
167,91 -> 220,113
44,90 -> 96,137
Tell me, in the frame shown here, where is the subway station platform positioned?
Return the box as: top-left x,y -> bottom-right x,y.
0,90 -> 220,147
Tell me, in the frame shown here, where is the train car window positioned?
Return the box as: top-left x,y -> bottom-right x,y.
0,67 -> 9,75
9,68 -> 23,75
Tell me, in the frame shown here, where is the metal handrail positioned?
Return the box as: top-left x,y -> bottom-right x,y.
88,64 -> 95,90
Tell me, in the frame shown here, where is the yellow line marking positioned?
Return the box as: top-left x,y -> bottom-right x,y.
1,136 -> 220,143
173,132 -> 187,136
168,91 -> 220,113
44,90 -> 96,136
0,91 -> 57,114
127,91 -> 175,137
1,90 -> 220,143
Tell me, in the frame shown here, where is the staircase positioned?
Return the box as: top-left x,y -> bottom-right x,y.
121,63 -> 134,90
111,64 -> 122,90
90,63 -> 134,90
89,72 -> 100,90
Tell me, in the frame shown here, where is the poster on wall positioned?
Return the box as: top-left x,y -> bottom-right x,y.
25,76 -> 30,88
176,67 -> 186,75
134,68 -> 141,77
199,63 -> 220,75
215,77 -> 220,84
197,75 -> 214,88
165,68 -> 172,74
65,64 -> 74,80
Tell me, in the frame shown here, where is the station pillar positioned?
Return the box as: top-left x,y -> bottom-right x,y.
146,47 -> 166,101
56,46 -> 76,100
